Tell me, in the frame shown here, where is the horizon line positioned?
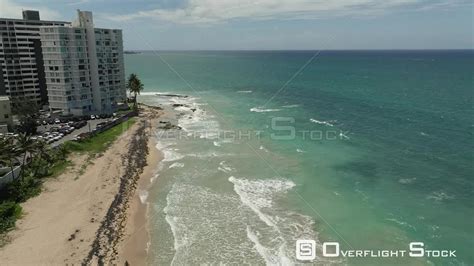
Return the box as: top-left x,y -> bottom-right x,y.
124,48 -> 474,52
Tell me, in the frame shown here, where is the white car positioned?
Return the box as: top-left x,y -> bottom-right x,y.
90,115 -> 96,120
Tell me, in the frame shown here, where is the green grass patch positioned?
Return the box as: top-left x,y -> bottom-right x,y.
48,159 -> 73,178
116,109 -> 132,116
0,201 -> 22,240
64,118 -> 136,155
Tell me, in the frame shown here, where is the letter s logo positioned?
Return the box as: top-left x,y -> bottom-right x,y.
409,242 -> 424,257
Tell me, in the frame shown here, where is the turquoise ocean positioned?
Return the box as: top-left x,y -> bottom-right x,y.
126,50 -> 473,265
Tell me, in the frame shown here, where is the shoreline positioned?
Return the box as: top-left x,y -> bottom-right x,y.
119,105 -> 164,265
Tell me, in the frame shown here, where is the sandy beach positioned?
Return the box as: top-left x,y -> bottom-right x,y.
0,105 -> 164,265
119,106 -> 164,265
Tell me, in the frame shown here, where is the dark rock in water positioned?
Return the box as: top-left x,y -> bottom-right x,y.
172,103 -> 185,107
160,121 -> 182,130
191,108 -> 196,112
156,93 -> 188,98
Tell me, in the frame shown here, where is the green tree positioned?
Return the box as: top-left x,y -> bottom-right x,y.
0,138 -> 20,180
126,73 -> 144,111
12,98 -> 40,135
30,140 -> 52,177
15,133 -> 35,181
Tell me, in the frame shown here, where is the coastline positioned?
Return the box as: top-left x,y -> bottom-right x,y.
0,105 -> 164,264
119,105 -> 164,265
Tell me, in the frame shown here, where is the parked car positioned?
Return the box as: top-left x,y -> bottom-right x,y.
73,121 -> 87,128
90,115 -> 96,120
95,122 -> 108,130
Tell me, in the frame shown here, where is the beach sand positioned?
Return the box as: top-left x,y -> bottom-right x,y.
119,106 -> 163,265
0,105 -> 164,265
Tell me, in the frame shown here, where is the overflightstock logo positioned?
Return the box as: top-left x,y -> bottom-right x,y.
296,239 -> 316,261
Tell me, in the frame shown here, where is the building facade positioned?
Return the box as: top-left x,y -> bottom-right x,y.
0,96 -> 13,133
0,11 -> 68,108
39,11 -> 126,115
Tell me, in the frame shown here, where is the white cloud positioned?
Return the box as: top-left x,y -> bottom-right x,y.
106,0 -> 469,24
0,0 -> 61,20
68,0 -> 90,6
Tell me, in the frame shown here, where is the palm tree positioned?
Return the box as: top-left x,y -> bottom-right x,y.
16,133 -> 35,180
0,138 -> 18,180
31,140 -> 51,177
126,73 -> 144,111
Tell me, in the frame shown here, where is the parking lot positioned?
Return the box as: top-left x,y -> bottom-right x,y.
37,118 -> 111,146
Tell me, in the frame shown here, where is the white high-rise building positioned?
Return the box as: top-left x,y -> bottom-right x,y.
39,10 -> 126,115
0,11 -> 68,109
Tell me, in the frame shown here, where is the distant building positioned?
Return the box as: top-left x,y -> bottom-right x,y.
39,10 -> 126,115
0,96 -> 13,133
0,11 -> 69,109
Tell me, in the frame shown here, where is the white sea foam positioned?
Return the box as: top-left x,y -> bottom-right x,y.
163,207 -> 185,266
138,91 -> 165,96
386,218 -> 417,231
237,90 -> 253,93
228,177 -> 328,264
310,118 -> 334,127
246,226 -> 279,265
155,141 -> 185,162
175,103 -> 220,140
139,190 -> 149,204
174,106 -> 191,112
155,141 -> 175,150
169,162 -> 185,169
161,178 -> 327,264
296,148 -> 306,153
398,177 -> 416,184
218,161 -> 234,173
163,183 -> 259,264
187,151 -> 234,159
282,104 -> 300,108
427,191 -> 454,202
213,138 -> 234,147
162,148 -> 184,162
228,176 -> 295,228
250,107 -> 281,113
259,145 -> 269,153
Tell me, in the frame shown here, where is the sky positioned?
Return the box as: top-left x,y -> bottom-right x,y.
0,0 -> 473,50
